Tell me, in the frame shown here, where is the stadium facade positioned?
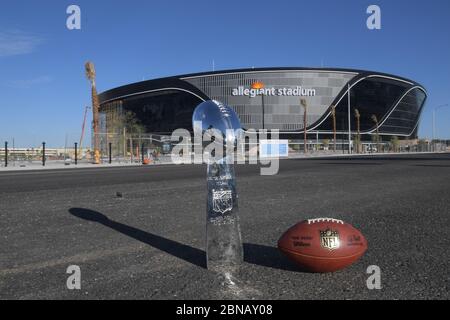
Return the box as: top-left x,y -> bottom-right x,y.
98,68 -> 427,143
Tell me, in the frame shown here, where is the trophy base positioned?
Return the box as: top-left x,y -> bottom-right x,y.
206,217 -> 243,272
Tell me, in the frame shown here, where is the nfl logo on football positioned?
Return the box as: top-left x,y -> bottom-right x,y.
320,229 -> 340,250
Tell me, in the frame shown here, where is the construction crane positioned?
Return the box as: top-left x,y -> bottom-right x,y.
79,106 -> 91,154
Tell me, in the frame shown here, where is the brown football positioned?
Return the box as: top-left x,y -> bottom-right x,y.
278,218 -> 367,273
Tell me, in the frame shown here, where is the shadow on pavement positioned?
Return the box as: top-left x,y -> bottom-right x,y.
69,208 -> 301,272
243,243 -> 302,272
69,207 -> 207,269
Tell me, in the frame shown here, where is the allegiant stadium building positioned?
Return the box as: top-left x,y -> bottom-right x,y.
98,67 -> 427,141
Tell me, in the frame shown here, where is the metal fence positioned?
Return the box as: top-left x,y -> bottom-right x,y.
1,138 -> 448,169
287,140 -> 448,155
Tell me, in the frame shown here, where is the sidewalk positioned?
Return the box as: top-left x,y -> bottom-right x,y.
0,151 -> 446,172
0,157 -> 174,172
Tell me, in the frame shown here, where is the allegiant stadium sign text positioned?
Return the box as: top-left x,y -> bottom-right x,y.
232,86 -> 316,98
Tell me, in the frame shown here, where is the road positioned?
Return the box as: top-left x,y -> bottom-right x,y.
0,153 -> 449,299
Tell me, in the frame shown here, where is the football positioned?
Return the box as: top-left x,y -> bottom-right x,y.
278,218 -> 367,273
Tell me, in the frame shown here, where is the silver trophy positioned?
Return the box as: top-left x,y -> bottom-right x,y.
193,100 -> 244,271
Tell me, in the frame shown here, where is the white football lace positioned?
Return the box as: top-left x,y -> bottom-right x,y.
307,218 -> 344,225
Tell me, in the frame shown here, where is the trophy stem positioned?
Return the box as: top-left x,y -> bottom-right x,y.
206,157 -> 243,271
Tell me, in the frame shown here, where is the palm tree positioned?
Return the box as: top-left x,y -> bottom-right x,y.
85,61 -> 100,164
300,99 -> 308,154
106,109 -> 145,158
354,109 -> 361,153
390,136 -> 399,153
371,114 -> 380,153
122,111 -> 145,136
322,139 -> 330,151
331,105 -> 337,152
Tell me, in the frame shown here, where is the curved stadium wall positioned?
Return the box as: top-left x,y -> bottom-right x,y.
98,68 -> 427,141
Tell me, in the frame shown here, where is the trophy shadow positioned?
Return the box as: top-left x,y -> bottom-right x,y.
68,208 -> 302,272
68,208 -> 207,269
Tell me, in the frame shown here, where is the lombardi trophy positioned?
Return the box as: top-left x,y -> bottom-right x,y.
192,100 -> 244,271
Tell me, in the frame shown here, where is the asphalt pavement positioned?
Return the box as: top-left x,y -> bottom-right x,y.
0,153 -> 449,299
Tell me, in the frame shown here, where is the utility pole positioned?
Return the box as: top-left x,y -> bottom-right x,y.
12,138 -> 15,167
261,94 -> 265,130
432,104 -> 449,152
64,133 -> 68,162
301,98 -> 308,154
355,109 -> 361,153
316,131 -> 319,152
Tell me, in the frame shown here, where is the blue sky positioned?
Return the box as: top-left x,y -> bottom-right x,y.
0,0 -> 449,147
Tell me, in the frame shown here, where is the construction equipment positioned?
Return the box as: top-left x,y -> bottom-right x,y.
79,106 -> 91,155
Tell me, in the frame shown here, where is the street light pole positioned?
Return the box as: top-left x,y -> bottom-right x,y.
261,94 -> 265,130
432,110 -> 435,142
301,99 -> 308,154
316,131 -> 319,151
432,104 -> 449,151
347,83 -> 352,154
